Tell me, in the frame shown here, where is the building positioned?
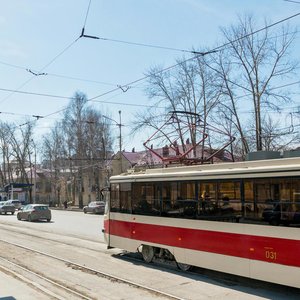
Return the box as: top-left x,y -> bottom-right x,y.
111,144 -> 235,175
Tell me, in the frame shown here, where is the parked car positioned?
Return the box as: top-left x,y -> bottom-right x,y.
83,201 -> 105,214
5,199 -> 22,210
0,201 -> 15,215
17,204 -> 51,222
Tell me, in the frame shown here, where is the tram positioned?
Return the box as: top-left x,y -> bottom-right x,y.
103,156 -> 300,288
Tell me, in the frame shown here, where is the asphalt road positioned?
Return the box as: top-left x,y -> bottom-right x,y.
0,208 -> 105,242
0,209 -> 299,299
0,209 -> 106,299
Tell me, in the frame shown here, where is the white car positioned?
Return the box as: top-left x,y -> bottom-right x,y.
0,201 -> 15,215
5,199 -> 22,210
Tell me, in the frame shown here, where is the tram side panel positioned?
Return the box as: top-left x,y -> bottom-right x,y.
108,213 -> 141,252
105,158 -> 300,288
106,213 -> 252,277
106,212 -> 300,288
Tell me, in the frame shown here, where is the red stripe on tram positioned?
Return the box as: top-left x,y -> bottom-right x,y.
109,219 -> 300,267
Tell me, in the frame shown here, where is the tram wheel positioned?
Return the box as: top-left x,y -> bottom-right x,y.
141,245 -> 154,263
176,262 -> 192,271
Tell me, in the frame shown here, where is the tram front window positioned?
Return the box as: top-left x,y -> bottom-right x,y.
110,183 -> 120,212
120,183 -> 131,213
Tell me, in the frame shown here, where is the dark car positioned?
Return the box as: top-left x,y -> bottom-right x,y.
83,201 -> 105,214
17,204 -> 51,222
262,203 -> 300,226
0,201 -> 15,215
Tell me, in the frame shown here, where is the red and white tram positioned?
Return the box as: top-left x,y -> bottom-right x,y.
103,157 -> 300,288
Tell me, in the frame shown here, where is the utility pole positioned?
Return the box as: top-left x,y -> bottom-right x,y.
118,110 -> 122,173
119,110 -> 122,154
101,111 -> 123,174
32,140 -> 37,204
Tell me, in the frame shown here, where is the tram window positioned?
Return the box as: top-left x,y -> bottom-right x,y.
198,182 -> 217,216
243,178 -> 300,226
162,182 -> 171,215
120,183 -> 131,213
132,183 -> 160,216
110,184 -> 120,212
292,179 -> 300,213
164,182 -> 198,218
244,181 -> 255,218
179,182 -> 197,218
244,179 -> 279,220
218,181 -> 241,216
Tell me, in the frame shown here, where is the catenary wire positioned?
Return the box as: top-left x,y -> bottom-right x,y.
284,0 -> 300,4
0,29 -> 298,82
85,12 -> 300,103
8,11 -> 300,125
83,0 -> 92,28
0,80 -> 298,118
0,37 -> 80,106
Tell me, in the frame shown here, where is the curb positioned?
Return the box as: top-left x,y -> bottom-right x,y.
50,207 -> 82,212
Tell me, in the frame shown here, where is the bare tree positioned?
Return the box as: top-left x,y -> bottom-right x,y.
219,14 -> 298,152
134,54 -> 221,158
42,91 -> 113,208
42,123 -> 67,206
0,122 -> 15,185
0,121 -> 35,201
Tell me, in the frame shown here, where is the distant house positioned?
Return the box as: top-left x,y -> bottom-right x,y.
111,144 -> 235,175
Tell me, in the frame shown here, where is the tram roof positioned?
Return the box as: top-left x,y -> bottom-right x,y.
110,157 -> 300,183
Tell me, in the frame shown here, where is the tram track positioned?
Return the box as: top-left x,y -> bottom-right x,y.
0,221 -> 106,251
0,220 -> 296,299
0,237 -> 185,300
0,255 -> 92,299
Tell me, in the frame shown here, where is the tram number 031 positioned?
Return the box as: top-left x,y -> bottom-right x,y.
265,250 -> 277,261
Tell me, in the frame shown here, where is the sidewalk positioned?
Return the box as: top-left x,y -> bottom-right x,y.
50,206 -> 82,212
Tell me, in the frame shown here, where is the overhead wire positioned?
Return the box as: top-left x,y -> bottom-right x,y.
80,1 -> 207,55
0,37 -> 80,106
0,28 -> 298,84
0,59 -> 125,87
80,10 -> 300,54
0,86 -> 165,109
284,0 -> 300,4
0,79 -> 297,116
83,0 -> 92,28
86,12 -> 300,103
0,0 -> 94,106
213,12 -> 300,52
45,72 -> 117,86
0,5 -> 297,105
2,10 -> 298,129
82,34 -> 211,55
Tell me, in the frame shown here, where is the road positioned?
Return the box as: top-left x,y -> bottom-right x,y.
0,209 -> 299,299
0,208 -> 104,242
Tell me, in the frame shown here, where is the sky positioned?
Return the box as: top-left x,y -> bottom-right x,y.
0,0 -> 299,153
